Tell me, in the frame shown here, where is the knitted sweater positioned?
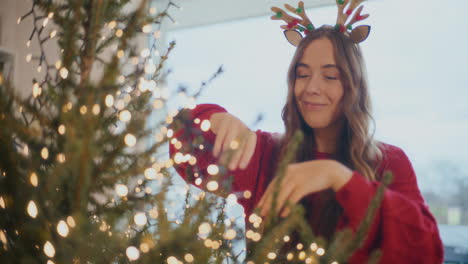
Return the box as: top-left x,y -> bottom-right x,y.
169,104 -> 444,263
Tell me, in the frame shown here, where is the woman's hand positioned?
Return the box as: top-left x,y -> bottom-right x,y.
209,113 -> 257,170
256,160 -> 353,218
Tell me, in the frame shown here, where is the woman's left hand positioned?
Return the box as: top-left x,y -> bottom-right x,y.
256,160 -> 353,218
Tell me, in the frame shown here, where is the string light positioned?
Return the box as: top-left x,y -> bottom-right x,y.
27,201 -> 38,218
50,30 -> 57,38
167,256 -> 178,264
200,120 -> 211,131
66,216 -> 76,228
119,110 -> 131,122
142,24 -> 152,33
115,184 -> 129,197
139,243 -> 149,253
223,229 -> 236,240
153,99 -> 164,109
316,248 -> 325,256
126,246 -> 140,261
59,67 -> 69,79
124,134 -> 137,147
79,105 -> 87,115
0,196 -> 5,209
198,222 -> 211,235
140,49 -> 150,58
55,60 -> 61,69
26,54 -> 32,62
298,251 -> 306,260
149,207 -> 158,219
243,190 -> 252,199
310,242 -> 318,251
149,7 -> 157,14
41,147 -> 49,160
58,124 -> 66,135
206,181 -> 219,191
57,220 -> 69,237
92,104 -> 100,115
184,254 -> 194,263
134,213 -> 147,226
267,252 -> 277,260
32,83 -> 42,98
43,241 -> 55,258
105,94 -> 114,107
144,168 -> 156,179
153,30 -> 161,39
108,21 -> 117,29
117,50 -> 125,58
115,29 -> 123,37
207,164 -> 219,175
57,153 -> 66,163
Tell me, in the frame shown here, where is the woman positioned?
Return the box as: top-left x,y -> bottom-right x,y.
169,4 -> 444,263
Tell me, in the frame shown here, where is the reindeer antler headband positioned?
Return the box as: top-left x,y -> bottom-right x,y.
271,0 -> 371,46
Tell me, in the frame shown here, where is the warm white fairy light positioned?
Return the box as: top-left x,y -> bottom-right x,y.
56,125 -> 65,136
212,240 -> 220,249
119,110 -> 131,122
207,164 -> 219,175
57,220 -> 69,237
48,12 -> 54,19
140,48 -> 150,58
223,229 -> 236,240
310,242 -> 318,251
126,246 -> 140,261
32,83 -> 42,98
0,196 -> 5,209
17,17 -> 22,24
284,235 -> 291,242
50,30 -> 57,38
194,178 -> 202,186
92,104 -> 100,115
115,99 -> 125,110
287,253 -> 294,260
115,29 -> 123,37
331,262 -> 339,264
134,212 -> 147,226
298,251 -> 306,260
37,66 -> 42,73
115,184 -> 129,197
0,230 -> 7,247
66,216 -> 76,228
267,252 -> 277,260
26,54 -> 32,62
206,181 -> 219,192
144,63 -> 156,74
198,222 -> 211,235
142,24 -> 152,33
124,134 -> 137,147
150,99 -> 163,111
105,94 -> 114,107
149,207 -> 158,219
79,105 -> 87,115
117,50 -> 125,58
167,256 -> 178,264
41,147 -> 49,160
27,200 -> 38,218
316,248 -> 325,256
153,30 -> 161,39
108,20 -> 117,29
204,239 -> 212,248
144,168 -> 156,179
184,253 -> 194,263
252,232 -> 261,242
43,241 -> 55,258
200,120 -> 211,132
149,7 -> 157,14
297,243 -> 304,250
42,18 -> 49,27
57,153 -> 66,163
26,40 -> 31,47
117,75 -> 125,83
243,190 -> 252,199
59,67 -> 69,79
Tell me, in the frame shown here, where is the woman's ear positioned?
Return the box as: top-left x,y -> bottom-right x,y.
284,30 -> 303,47
350,25 -> 371,44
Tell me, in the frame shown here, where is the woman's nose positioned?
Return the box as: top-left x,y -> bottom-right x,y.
305,76 -> 322,95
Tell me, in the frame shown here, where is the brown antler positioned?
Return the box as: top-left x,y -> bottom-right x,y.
270,1 -> 315,32
335,0 -> 370,43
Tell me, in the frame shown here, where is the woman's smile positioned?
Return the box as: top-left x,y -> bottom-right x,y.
301,100 -> 327,110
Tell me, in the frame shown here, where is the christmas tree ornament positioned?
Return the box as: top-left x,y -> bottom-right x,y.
271,0 -> 371,46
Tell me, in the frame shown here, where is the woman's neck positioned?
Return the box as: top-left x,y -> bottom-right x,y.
313,120 -> 344,154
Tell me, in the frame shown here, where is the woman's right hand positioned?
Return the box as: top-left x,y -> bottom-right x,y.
210,112 -> 257,171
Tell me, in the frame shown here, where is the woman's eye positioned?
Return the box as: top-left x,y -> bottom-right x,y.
325,76 -> 338,80
297,75 -> 309,79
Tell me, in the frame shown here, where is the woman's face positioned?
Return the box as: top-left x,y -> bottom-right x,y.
294,37 -> 345,130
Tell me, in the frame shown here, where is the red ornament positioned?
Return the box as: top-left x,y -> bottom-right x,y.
292,19 -> 299,25
346,9 -> 353,16
304,29 -> 311,35
356,14 -> 364,21
339,25 -> 346,33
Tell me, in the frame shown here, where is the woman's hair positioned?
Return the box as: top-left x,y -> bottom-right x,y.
277,26 -> 383,238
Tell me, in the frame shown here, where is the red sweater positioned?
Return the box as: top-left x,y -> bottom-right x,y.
169,104 -> 444,263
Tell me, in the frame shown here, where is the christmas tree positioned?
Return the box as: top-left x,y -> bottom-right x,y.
0,0 -> 391,263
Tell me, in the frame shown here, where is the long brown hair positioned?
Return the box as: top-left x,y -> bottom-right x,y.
278,26 -> 383,238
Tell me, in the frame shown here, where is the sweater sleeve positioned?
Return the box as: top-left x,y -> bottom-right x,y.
334,145 -> 444,264
168,104 -> 273,212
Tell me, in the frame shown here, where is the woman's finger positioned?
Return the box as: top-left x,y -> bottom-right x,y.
213,118 -> 228,157
228,133 -> 247,170
239,132 -> 257,170
274,179 -> 295,215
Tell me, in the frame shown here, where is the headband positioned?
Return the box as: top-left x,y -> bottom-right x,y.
271,0 -> 371,46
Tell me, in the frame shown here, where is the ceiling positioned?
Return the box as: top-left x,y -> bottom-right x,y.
156,0 -> 336,32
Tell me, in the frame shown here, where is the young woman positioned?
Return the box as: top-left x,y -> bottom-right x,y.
169,4 -> 444,263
